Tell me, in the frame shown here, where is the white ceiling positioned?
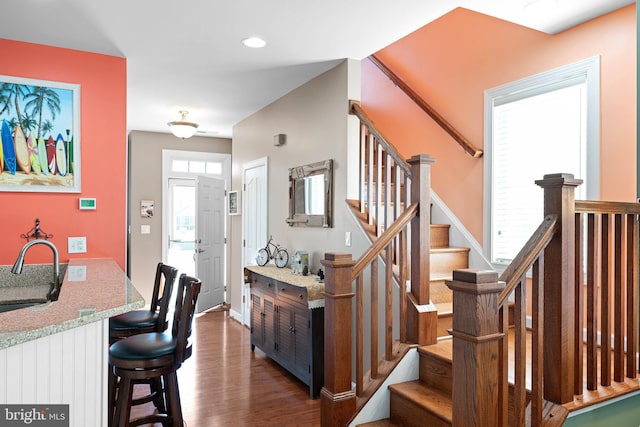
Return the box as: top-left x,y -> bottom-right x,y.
0,0 -> 633,138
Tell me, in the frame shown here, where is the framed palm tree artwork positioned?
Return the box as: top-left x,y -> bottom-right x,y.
0,75 -> 80,192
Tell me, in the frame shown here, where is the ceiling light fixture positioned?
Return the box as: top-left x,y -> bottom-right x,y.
242,37 -> 266,48
168,110 -> 199,139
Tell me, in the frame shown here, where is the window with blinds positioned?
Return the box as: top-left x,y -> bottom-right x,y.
484,57 -> 600,266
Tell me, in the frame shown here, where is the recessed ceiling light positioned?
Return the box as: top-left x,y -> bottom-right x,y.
242,37 -> 266,48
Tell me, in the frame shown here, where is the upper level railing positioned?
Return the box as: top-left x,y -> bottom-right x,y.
448,173 -> 640,426
369,54 -> 483,159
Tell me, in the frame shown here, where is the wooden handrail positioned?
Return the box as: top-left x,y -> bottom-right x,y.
498,214 -> 558,305
576,200 -> 640,214
350,100 -> 412,177
369,54 -> 484,159
352,203 -> 418,279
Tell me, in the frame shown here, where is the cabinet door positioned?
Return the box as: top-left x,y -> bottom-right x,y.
291,306 -> 311,379
250,293 -> 263,348
263,296 -> 276,353
276,303 -> 294,367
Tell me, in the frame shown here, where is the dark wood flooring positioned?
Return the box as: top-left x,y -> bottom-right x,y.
129,310 -> 321,426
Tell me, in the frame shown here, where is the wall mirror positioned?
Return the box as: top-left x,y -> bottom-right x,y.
286,159 -> 333,227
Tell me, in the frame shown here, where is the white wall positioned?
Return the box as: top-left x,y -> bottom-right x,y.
229,59 -> 367,318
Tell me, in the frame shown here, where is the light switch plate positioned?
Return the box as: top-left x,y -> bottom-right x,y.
141,225 -> 151,234
68,236 -> 87,254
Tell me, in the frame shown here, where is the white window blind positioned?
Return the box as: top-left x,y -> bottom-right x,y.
491,83 -> 587,263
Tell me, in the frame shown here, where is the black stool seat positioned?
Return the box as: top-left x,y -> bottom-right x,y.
110,332 -> 176,361
110,311 -> 159,331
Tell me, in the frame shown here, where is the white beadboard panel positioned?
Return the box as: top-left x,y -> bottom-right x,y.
0,318 -> 108,427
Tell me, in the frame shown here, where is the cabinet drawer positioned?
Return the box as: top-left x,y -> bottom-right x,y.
276,282 -> 308,306
251,275 -> 276,296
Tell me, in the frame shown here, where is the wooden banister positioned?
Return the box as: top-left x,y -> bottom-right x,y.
352,203 -> 417,279
575,200 -> 640,214
350,100 -> 411,176
368,54 -> 483,159
498,214 -> 557,304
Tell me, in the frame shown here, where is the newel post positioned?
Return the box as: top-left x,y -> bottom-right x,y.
447,269 -> 505,427
535,173 -> 582,404
320,253 -> 356,427
406,154 -> 437,345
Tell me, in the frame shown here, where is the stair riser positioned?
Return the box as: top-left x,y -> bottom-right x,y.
390,393 -> 451,427
430,224 -> 450,249
437,313 -> 452,338
419,352 -> 452,395
430,251 -> 469,278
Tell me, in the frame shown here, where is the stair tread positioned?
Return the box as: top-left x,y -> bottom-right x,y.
418,339 -> 452,362
389,380 -> 453,422
430,246 -> 470,254
434,301 -> 452,315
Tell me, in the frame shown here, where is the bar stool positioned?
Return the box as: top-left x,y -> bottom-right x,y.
109,274 -> 201,427
108,263 -> 178,419
109,263 -> 178,343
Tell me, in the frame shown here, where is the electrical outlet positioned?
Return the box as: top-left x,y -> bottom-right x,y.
68,236 -> 87,254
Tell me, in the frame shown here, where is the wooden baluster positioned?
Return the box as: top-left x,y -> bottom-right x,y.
535,173 -> 581,404
626,213 -> 638,378
394,162 -> 401,263
601,213 -> 611,387
356,273 -> 363,396
385,244 -> 393,360
574,212 -> 584,395
513,277 -> 526,426
375,146 -> 383,236
385,153 -> 391,236
586,213 -> 599,390
399,227 -> 408,343
531,257 -> 544,426
371,259 -> 379,379
406,154 -> 437,345
499,304 -> 508,426
367,135 -> 374,226
359,124 -> 366,215
321,253 -> 356,427
614,214 -> 624,382
447,269 -> 505,427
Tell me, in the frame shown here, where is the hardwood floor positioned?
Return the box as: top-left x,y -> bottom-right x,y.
128,310 -> 321,426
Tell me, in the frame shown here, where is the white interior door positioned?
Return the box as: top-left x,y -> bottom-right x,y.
242,158 -> 268,325
196,175 -> 226,313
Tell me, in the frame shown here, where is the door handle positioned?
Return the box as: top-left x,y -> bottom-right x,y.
197,249 -> 206,253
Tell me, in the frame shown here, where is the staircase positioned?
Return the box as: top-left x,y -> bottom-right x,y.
320,93 -> 640,426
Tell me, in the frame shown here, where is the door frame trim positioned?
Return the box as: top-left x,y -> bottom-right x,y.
241,156 -> 268,326
161,149 -> 231,278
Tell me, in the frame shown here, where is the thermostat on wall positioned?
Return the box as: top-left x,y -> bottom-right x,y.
79,198 -> 97,210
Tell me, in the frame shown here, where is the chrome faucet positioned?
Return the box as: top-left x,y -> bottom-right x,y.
12,239 -> 60,291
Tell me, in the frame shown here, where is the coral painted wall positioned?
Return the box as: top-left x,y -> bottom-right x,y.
362,5 -> 636,243
0,39 -> 126,268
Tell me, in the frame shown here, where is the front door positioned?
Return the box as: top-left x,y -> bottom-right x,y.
167,178 -> 196,278
195,175 -> 226,313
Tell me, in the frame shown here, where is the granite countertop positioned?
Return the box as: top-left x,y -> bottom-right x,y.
0,258 -> 144,349
245,264 -> 325,308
